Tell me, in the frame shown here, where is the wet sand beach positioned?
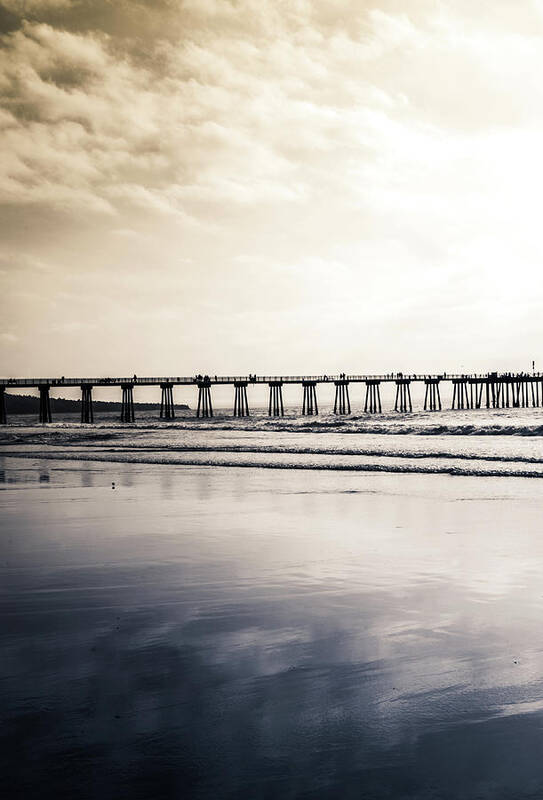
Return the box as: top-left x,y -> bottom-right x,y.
2,438 -> 543,798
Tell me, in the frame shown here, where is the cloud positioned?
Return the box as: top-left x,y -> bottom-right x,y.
3,2 -> 543,228
3,1 -> 543,373
2,0 -> 73,12
0,8 -> 420,220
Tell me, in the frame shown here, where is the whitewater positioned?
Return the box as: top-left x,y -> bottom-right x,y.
2,405 -> 543,478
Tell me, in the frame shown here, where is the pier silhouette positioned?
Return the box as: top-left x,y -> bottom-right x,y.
1,372 -> 541,423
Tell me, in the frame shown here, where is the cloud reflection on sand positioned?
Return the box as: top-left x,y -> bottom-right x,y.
2,460 -> 543,798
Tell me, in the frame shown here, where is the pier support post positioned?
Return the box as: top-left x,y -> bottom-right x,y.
490,377 -> 505,408
160,382 -> 175,419
470,380 -> 484,409
121,383 -> 135,422
334,380 -> 351,415
80,385 -> 94,423
499,378 -> 510,408
521,379 -> 528,407
487,377 -> 505,409
197,380 -> 213,418
511,378 -> 529,408
302,381 -> 318,415
451,379 -> 471,410
364,380 -> 381,413
0,387 -> 6,424
39,385 -> 52,423
233,381 -> 249,417
517,378 -> 523,407
268,382 -> 284,416
531,378 -> 541,408
394,380 -> 412,413
423,379 -> 441,411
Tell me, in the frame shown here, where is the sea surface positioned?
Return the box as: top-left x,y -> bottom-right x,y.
2,407 -> 543,798
2,406 -> 543,477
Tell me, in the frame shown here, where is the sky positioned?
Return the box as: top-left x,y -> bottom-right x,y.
2,0 -> 543,379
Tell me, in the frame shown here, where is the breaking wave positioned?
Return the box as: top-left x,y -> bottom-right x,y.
2,408 -> 543,479
5,421 -> 543,438
2,446 -> 543,479
48,443 -> 543,465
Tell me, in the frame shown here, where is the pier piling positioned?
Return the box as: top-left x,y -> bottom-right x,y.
451,379 -> 471,410
268,382 -> 284,416
494,378 -> 509,408
160,382 -> 175,419
423,379 -> 441,411
394,380 -> 412,413
531,378 -> 542,407
511,377 -> 531,408
233,381 -> 250,417
39,385 -> 52,423
471,380 -> 484,409
120,383 -> 135,422
80,385 -> 94,423
364,380 -> 381,413
197,380 -> 213,418
302,381 -> 318,415
0,387 -> 6,424
334,380 -> 351,415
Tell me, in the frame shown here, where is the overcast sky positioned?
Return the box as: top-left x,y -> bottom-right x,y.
1,0 -> 543,378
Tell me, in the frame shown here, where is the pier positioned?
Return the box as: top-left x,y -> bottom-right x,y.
1,372 -> 542,422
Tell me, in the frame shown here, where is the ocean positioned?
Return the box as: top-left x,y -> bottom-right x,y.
2,405 -> 543,478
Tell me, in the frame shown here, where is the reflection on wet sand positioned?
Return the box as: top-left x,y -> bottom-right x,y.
2,457 -> 543,799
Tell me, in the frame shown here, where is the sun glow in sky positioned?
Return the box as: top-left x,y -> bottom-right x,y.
1,0 -> 543,377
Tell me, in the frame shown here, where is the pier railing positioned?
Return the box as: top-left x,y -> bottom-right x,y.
3,372 -> 542,387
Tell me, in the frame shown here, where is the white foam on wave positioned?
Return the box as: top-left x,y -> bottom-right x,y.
2,447 -> 543,479
3,407 -> 543,479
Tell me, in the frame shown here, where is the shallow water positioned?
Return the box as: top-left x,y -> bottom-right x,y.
2,455 -> 543,799
3,406 -> 543,478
